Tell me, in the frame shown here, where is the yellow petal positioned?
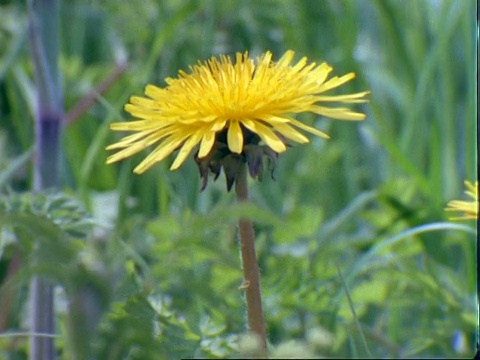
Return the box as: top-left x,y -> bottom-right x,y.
309,105 -> 367,121
109,120 -> 164,131
129,96 -> 161,109
210,119 -> 227,131
272,122 -> 309,144
170,131 -> 203,170
106,131 -> 154,150
124,104 -> 164,120
106,126 -> 175,151
106,142 -> 146,164
227,120 -> 243,154
464,181 -> 478,198
287,117 -> 330,139
257,115 -> 290,123
242,119 -> 286,153
310,62 -> 332,85
133,133 -> 189,173
312,91 -> 370,103
145,84 -> 167,99
276,50 -> 295,67
317,72 -> 356,92
291,56 -> 309,72
198,131 -> 216,158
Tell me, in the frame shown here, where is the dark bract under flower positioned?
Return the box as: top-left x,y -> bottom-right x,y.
195,127 -> 279,191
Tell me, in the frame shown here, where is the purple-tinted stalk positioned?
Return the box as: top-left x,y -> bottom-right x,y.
28,0 -> 62,359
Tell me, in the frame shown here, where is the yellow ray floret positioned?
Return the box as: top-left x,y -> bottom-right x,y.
106,50 -> 370,173
445,181 -> 478,220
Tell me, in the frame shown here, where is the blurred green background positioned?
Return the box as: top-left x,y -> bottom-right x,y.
0,0 -> 477,358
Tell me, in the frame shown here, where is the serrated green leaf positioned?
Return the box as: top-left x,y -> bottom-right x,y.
274,205 -> 323,243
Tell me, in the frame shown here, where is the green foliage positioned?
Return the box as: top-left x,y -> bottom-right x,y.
0,0 -> 477,359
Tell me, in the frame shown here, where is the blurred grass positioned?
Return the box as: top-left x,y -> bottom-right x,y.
0,0 -> 477,358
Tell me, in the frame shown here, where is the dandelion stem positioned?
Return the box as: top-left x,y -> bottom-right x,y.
235,162 -> 268,356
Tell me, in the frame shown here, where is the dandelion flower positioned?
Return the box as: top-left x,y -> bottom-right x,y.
445,180 -> 478,220
106,50 -> 369,189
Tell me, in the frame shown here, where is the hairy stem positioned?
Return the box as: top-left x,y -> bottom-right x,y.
235,162 -> 267,356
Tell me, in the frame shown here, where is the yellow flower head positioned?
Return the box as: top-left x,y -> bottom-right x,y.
445,181 -> 479,220
106,50 -> 369,188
